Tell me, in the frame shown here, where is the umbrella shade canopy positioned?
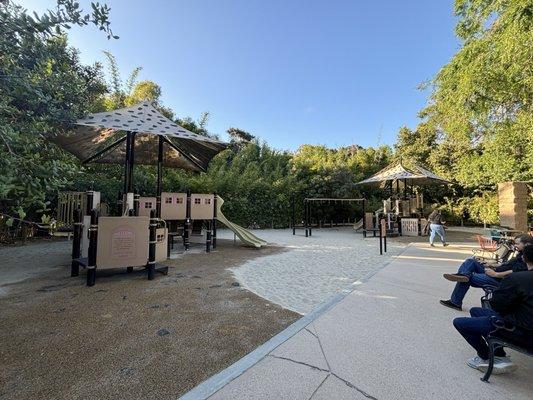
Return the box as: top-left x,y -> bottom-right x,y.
355,162 -> 451,186
52,101 -> 227,172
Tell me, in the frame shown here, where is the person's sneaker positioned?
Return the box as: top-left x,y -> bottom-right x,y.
439,299 -> 462,311
476,357 -> 518,374
467,356 -> 489,371
430,243 -> 435,247
443,273 -> 469,283
443,242 -> 449,247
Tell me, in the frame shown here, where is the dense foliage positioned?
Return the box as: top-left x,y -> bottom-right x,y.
0,0 -> 531,233
395,0 -> 532,225
0,0 -> 113,225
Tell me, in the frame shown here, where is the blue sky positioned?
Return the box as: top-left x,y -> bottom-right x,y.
21,0 -> 459,150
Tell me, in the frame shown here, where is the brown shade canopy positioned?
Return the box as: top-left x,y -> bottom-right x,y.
52,101 -> 227,172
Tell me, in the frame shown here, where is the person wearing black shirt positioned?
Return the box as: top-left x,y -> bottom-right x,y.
440,234 -> 533,311
452,243 -> 533,374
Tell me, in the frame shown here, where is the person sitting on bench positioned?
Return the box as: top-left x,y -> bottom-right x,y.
452,244 -> 533,374
440,234 -> 533,311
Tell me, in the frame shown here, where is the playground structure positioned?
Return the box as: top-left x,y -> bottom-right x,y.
355,161 -> 451,236
53,101 -> 235,286
65,188 -> 267,285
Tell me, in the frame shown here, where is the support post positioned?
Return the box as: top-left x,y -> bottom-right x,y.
156,135 -> 164,218
71,208 -> 82,277
147,209 -> 156,280
87,209 -> 99,286
128,133 -> 136,193
305,199 -> 308,237
183,190 -> 191,250
212,194 -> 217,249
379,218 -> 383,256
86,190 -> 94,216
291,196 -> 296,235
123,132 -> 131,196
309,201 -> 312,236
362,198 -> 366,230
206,220 -> 212,253
133,194 -> 140,216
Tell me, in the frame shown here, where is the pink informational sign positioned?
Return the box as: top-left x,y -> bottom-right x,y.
96,217 -> 149,269
111,226 -> 135,259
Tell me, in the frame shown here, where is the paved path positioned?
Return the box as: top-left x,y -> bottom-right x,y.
218,228 -> 405,314
0,240 -> 70,296
181,243 -> 533,400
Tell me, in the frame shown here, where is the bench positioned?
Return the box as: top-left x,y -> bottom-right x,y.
482,320 -> 533,382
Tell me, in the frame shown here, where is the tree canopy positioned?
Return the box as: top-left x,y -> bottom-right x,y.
0,0 -> 531,232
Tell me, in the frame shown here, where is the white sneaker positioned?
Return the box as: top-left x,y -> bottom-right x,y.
475,356 -> 518,374
492,357 -> 517,374
466,356 -> 489,371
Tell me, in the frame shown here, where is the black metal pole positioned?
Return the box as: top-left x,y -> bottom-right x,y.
123,132 -> 131,195
362,198 -> 367,238
305,199 -> 308,237
86,190 -> 94,216
212,194 -> 217,249
206,220 -> 212,253
71,208 -> 82,277
291,196 -> 296,235
128,132 -> 136,193
134,194 -> 140,216
184,190 -> 191,250
379,218 -> 383,256
147,209 -> 156,280
309,201 -> 312,236
156,135 -> 164,218
87,208 -> 99,286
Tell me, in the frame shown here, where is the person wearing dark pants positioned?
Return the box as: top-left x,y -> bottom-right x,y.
452,244 -> 533,374
439,234 -> 533,311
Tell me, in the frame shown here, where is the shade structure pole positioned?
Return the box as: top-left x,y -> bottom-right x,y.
156,135 -> 164,218
396,179 -> 400,197
128,132 -> 136,193
123,132 -> 131,196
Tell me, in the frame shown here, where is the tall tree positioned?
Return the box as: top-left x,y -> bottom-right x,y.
0,0 -> 115,219
421,0 -> 533,187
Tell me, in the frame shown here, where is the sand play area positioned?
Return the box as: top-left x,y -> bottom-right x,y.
0,228 -> 473,399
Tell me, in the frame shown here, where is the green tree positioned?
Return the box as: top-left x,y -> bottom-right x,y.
0,0 -> 114,220
421,0 -> 533,187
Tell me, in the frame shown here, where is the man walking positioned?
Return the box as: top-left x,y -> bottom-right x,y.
428,208 -> 447,247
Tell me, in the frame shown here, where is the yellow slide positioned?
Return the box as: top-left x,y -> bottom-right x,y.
216,196 -> 267,248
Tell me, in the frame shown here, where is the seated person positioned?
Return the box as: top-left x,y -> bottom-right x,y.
440,234 -> 533,311
452,244 -> 533,374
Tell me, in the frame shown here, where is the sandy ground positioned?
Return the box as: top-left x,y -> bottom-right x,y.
0,239 -> 298,400
218,228 -> 476,314
219,228 -> 407,314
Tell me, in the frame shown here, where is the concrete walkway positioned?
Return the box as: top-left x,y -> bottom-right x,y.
181,243 -> 533,400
